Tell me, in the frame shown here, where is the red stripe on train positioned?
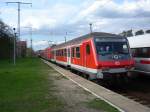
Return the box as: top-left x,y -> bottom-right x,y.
140,60 -> 150,64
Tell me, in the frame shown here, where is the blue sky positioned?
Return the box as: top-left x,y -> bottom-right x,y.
0,0 -> 150,50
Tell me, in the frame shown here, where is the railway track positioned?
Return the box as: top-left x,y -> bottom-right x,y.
104,75 -> 150,108
67,66 -> 150,108
90,75 -> 150,108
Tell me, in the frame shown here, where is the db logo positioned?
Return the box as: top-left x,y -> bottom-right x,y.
114,55 -> 119,59
115,61 -> 120,65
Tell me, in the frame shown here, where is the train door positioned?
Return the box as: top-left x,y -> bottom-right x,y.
83,42 -> 91,69
54,50 -> 56,61
67,48 -> 71,65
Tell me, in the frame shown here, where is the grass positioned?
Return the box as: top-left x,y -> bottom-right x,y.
86,98 -> 119,112
0,58 -> 64,112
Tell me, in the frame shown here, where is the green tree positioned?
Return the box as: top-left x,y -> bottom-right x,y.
135,30 -> 144,36
0,20 -> 14,59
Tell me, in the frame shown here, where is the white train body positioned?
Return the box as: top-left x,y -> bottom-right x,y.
128,34 -> 150,75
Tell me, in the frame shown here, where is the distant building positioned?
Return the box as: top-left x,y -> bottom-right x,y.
17,41 -> 27,57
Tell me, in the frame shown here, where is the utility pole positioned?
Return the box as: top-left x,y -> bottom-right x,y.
6,2 -> 32,40
48,40 -> 53,47
89,23 -> 93,33
30,37 -> 33,56
13,28 -> 16,65
65,32 -> 67,43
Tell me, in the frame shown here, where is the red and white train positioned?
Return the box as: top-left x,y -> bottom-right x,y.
41,32 -> 134,80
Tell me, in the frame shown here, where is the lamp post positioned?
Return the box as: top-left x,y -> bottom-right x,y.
13,28 -> 16,65
89,23 -> 93,33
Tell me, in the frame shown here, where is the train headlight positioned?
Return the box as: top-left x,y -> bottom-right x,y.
125,66 -> 134,70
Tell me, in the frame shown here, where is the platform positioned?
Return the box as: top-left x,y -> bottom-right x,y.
43,60 -> 150,112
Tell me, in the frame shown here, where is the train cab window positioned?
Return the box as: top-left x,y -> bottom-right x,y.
86,44 -> 90,55
76,47 -> 80,58
72,48 -> 75,57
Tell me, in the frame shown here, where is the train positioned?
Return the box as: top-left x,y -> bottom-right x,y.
128,34 -> 150,75
40,32 -> 135,80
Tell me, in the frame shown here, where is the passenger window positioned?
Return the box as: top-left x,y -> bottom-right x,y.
76,47 -> 80,58
68,49 -> 70,57
64,49 -> 67,57
62,49 -> 63,56
132,48 -> 150,58
59,50 -> 60,56
72,48 -> 75,57
86,44 -> 90,55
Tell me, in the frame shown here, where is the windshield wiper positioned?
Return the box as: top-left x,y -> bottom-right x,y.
100,52 -> 112,56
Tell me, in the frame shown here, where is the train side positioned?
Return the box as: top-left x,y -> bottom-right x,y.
50,32 -> 134,80
38,47 -> 52,60
128,34 -> 150,75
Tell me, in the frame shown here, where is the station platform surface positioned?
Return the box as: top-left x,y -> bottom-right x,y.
43,60 -> 150,112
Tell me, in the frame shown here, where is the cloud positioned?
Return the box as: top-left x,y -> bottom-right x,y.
32,40 -> 48,50
33,0 -> 150,36
20,3 -> 77,29
1,0 -> 150,50
33,40 -> 48,46
69,0 -> 109,24
96,0 -> 150,18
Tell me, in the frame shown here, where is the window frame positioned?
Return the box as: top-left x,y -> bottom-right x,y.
72,47 -> 75,57
76,46 -> 80,58
131,47 -> 150,58
86,44 -> 90,55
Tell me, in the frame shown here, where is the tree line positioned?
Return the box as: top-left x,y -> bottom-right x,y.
0,19 -> 14,59
120,29 -> 150,37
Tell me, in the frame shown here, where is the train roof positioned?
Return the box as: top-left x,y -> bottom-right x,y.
52,32 -> 125,49
127,34 -> 150,48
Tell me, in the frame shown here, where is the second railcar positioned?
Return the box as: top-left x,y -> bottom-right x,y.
128,34 -> 150,75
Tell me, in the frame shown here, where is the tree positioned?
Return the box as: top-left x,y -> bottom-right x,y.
126,30 -> 133,37
0,20 -> 14,59
146,30 -> 150,34
119,31 -> 126,37
135,30 -> 144,36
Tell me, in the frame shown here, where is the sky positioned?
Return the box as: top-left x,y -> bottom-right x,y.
0,0 -> 150,50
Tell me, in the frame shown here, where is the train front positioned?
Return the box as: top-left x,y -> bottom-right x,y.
94,36 -> 134,79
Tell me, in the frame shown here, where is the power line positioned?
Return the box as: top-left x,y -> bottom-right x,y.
6,2 -> 32,40
65,32 -> 67,43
